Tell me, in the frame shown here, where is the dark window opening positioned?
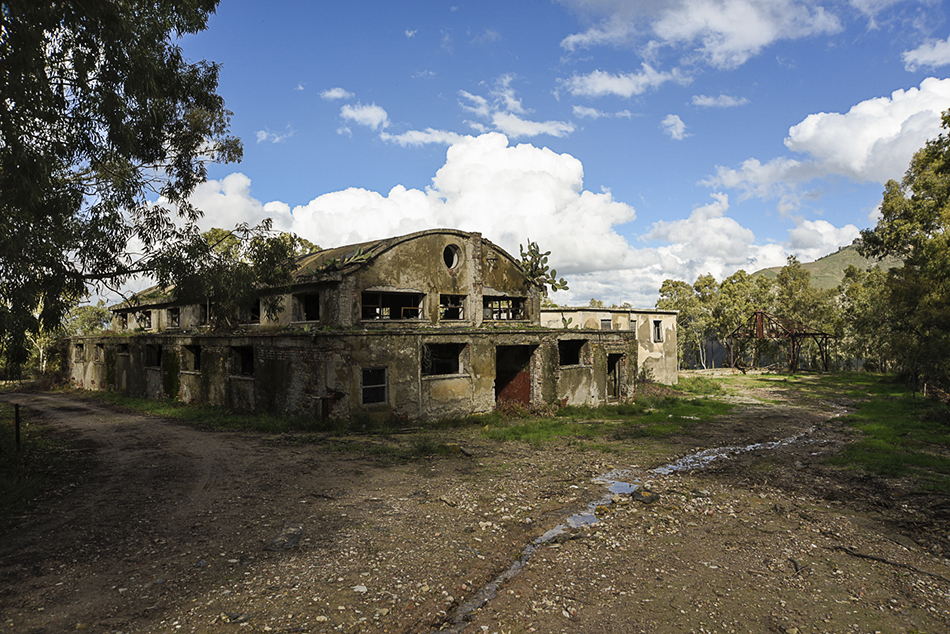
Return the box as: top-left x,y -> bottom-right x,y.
295,293 -> 320,321
118,313 -> 128,329
483,296 -> 526,320
94,344 -> 104,362
244,300 -> 261,324
232,346 -> 254,376
183,345 -> 202,372
653,320 -> 663,343
422,343 -> 466,376
168,307 -> 180,328
117,344 -> 130,356
600,319 -> 612,330
558,339 -> 586,366
362,367 -> 387,404
607,353 -> 623,399
443,244 -> 461,270
139,310 -> 152,329
361,292 -> 423,320
439,294 -> 465,320
74,344 -> 84,362
198,303 -> 212,326
144,344 -> 162,368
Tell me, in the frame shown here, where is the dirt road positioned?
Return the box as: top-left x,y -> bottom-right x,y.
1,384 -> 948,633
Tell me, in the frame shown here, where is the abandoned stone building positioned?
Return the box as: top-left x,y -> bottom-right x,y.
68,229 -> 677,421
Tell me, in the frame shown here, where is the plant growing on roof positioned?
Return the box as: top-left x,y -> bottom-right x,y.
519,240 -> 569,293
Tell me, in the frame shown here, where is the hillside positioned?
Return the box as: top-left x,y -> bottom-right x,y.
754,242 -> 902,290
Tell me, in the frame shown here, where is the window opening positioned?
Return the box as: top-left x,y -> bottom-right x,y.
653,320 -> 663,343
144,344 -> 162,368
483,296 -> 526,320
245,300 -> 261,324
183,345 -> 202,372
361,292 -> 423,320
362,367 -> 388,404
295,293 -> 320,321
139,310 -> 152,329
232,346 -> 254,376
558,339 -> 586,366
443,244 -> 461,270
168,307 -> 180,328
118,313 -> 128,329
422,343 -> 465,376
117,344 -> 130,355
198,303 -> 212,326
74,344 -> 84,362
439,294 -> 465,321
94,344 -> 104,362
600,319 -> 612,330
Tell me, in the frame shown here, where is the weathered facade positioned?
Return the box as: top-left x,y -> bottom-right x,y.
539,307 -> 678,385
69,229 -> 675,421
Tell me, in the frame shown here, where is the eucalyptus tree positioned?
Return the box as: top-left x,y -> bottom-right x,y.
860,110 -> 950,388
0,1 -> 242,373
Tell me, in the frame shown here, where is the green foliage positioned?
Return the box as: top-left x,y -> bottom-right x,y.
656,277 -> 719,368
754,243 -> 901,290
825,377 -> 950,493
773,256 -> 837,331
482,396 -> 731,446
859,109 -> 950,389
64,301 -> 112,336
519,239 -> 569,293
673,375 -> 725,395
0,1 -> 239,375
155,222 -> 298,330
837,265 -> 893,371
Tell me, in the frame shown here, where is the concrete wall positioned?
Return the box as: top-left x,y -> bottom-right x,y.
541,308 -> 678,385
635,312 -> 678,385
69,328 -> 640,421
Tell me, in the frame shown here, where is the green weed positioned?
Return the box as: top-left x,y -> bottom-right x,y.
826,378 -> 950,493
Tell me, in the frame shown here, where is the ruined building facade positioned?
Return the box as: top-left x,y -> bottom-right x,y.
68,229 -> 677,421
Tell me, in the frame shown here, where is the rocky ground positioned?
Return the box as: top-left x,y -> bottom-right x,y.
0,376 -> 948,634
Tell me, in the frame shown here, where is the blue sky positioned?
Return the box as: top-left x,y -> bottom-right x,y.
173,0 -> 950,306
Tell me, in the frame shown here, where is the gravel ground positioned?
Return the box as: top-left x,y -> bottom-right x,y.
0,380 -> 947,634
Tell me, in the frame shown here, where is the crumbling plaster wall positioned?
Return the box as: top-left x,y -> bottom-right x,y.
636,313 -> 678,384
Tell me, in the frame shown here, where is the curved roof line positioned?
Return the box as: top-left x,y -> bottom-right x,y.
293,227 -> 524,279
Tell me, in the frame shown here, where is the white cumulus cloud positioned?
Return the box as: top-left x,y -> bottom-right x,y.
692,94 -> 749,107
902,36 -> 950,71
558,0 -> 842,69
255,126 -> 294,144
320,87 -> 354,100
340,102 -> 390,130
179,135 -> 859,306
560,64 -> 690,98
661,114 -> 690,140
705,77 -> 950,208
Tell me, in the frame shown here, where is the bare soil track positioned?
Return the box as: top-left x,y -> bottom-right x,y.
1,381 -> 948,634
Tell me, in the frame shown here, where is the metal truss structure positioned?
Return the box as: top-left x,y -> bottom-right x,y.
728,311 -> 836,372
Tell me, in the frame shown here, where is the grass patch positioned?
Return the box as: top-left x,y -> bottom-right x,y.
673,375 -> 726,395
826,377 -> 950,493
482,394 -> 731,446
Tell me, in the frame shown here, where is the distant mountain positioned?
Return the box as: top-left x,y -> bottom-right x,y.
753,241 -> 902,290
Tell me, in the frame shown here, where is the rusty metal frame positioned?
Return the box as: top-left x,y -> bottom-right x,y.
728,311 -> 836,372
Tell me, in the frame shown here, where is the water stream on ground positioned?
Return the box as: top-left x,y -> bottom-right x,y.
436,427 -> 825,631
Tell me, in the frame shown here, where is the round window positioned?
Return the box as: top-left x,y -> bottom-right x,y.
443,244 -> 461,270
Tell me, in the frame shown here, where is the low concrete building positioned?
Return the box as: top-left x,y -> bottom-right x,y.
69,229 -> 676,421
540,307 -> 678,385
